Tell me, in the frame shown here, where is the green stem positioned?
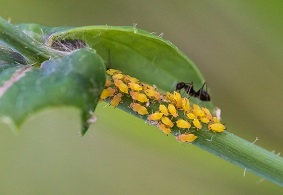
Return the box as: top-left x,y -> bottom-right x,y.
113,96 -> 283,186
0,17 -> 62,64
194,130 -> 283,186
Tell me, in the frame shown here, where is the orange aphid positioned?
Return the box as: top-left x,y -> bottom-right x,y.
106,69 -> 121,75
123,75 -> 139,84
192,104 -> 205,117
110,93 -> 122,107
114,79 -> 129,94
105,79 -> 112,87
130,103 -> 148,115
144,89 -> 161,100
168,104 -> 178,117
158,123 -> 171,135
187,112 -> 196,120
208,123 -> 226,132
200,117 -> 210,124
142,83 -> 155,91
100,89 -> 109,100
202,107 -> 212,120
128,83 -> 142,91
159,104 -> 169,116
176,119 -> 191,129
176,134 -> 197,143
147,112 -> 163,121
161,117 -> 174,128
166,92 -> 175,102
193,119 -> 202,129
182,98 -> 190,112
130,91 -> 149,103
100,87 -> 116,100
213,117 -> 221,123
112,73 -> 124,80
174,91 -> 182,108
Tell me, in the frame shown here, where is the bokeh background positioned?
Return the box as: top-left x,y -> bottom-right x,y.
1,0 -> 283,194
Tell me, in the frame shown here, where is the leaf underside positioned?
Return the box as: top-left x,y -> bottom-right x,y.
0,48 -> 106,134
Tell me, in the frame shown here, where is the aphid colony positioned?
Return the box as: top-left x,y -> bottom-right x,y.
100,69 -> 226,143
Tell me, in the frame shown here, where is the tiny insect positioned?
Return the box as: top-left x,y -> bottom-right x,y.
158,123 -> 171,135
110,93 -> 122,107
175,82 -> 211,101
176,119 -> 191,129
176,133 -> 197,143
130,103 -> 148,115
147,112 -> 163,121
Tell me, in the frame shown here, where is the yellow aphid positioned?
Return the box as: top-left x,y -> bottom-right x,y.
114,79 -> 129,94
166,92 -> 175,102
123,75 -> 139,83
144,89 -> 161,100
100,89 -> 109,100
200,117 -> 210,124
192,104 -> 205,117
187,112 -> 196,120
112,73 -> 124,80
147,112 -> 163,121
168,104 -> 178,117
110,93 -> 122,107
176,119 -> 191,129
128,83 -> 142,91
176,134 -> 197,143
142,83 -> 155,91
106,87 -> 116,96
193,104 -> 201,110
130,91 -> 149,103
182,98 -> 190,112
161,117 -> 174,128
213,117 -> 221,123
159,104 -> 169,116
100,87 -> 115,100
105,79 -> 112,87
202,107 -> 212,120
208,123 -> 226,132
130,103 -> 148,115
193,119 -> 202,129
106,69 -> 121,75
158,123 -> 171,135
174,91 -> 182,108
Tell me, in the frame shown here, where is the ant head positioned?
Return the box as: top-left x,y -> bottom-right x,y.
175,82 -> 186,90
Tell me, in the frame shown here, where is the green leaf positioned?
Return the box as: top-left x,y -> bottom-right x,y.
0,48 -> 106,135
46,27 -> 204,89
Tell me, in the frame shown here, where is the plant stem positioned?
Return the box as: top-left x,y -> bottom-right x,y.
0,17 -> 62,64
113,96 -> 283,186
194,130 -> 283,186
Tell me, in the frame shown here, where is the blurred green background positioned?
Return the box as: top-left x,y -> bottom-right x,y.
1,0 -> 283,194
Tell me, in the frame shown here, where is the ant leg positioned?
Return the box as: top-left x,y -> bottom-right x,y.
198,82 -> 206,99
185,82 -> 195,96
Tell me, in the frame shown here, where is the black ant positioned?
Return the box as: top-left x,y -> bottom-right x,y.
175,82 -> 211,101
